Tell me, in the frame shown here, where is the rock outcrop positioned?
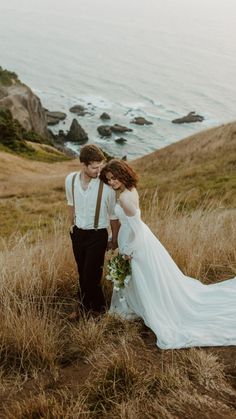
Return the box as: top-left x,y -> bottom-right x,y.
97,125 -> 112,137
0,82 -> 48,136
131,117 -> 153,125
67,119 -> 88,143
100,112 -> 111,120
97,124 -> 133,137
70,105 -> 85,113
110,124 -> 133,134
45,111 -> 67,126
69,104 -> 91,116
115,137 -> 127,144
172,112 -> 204,124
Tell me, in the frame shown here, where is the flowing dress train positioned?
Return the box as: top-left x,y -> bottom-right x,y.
109,203 -> 236,349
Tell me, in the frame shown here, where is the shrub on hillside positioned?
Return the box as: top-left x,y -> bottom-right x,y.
0,66 -> 19,86
0,107 -> 51,154
0,107 -> 33,153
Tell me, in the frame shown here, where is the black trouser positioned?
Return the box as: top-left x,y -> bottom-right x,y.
70,226 -> 108,313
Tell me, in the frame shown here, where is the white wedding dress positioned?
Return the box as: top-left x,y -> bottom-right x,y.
109,203 -> 236,349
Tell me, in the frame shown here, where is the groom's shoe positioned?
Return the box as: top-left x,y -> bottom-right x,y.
68,311 -> 80,321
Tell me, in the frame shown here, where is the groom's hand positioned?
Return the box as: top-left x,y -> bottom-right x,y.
107,239 -> 118,251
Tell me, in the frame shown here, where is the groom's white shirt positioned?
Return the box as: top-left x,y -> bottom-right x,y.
65,171 -> 117,230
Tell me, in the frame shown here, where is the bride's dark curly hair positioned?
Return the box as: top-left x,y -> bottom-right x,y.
100,159 -> 138,189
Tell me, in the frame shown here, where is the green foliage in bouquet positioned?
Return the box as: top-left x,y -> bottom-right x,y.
106,253 -> 132,290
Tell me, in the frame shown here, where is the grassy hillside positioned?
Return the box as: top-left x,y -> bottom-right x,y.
133,121 -> 236,210
0,122 -> 235,418
0,121 -> 235,238
0,151 -> 78,237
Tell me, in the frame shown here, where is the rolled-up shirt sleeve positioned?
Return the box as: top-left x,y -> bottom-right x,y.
107,188 -> 118,220
65,173 -> 74,206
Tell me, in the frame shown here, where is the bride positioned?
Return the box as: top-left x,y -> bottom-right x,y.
100,159 -> 236,350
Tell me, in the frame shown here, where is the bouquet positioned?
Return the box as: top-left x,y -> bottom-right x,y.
106,253 -> 132,291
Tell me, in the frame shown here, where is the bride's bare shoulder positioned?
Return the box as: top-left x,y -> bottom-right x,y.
120,188 -> 138,201
119,188 -> 139,216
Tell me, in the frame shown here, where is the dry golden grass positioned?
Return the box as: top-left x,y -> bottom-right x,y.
0,302 -> 62,374
180,349 -> 228,391
4,390 -> 90,419
139,190 -> 236,284
0,119 -> 236,417
68,313 -> 142,360
0,200 -> 235,418
25,140 -> 67,156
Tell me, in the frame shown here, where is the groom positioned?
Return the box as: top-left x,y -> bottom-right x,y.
65,144 -> 119,318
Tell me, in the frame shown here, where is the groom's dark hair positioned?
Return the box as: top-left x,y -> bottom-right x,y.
80,144 -> 105,165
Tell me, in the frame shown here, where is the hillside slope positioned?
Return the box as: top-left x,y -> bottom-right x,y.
133,121 -> 236,208
0,122 -> 236,419
0,152 -> 79,236
0,120 -> 235,237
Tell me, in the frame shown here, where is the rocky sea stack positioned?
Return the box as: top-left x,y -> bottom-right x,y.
100,112 -> 111,120
131,116 -> 153,125
69,104 -> 92,116
172,111 -> 204,124
97,124 -> 133,137
45,111 -> 67,126
67,119 -> 88,143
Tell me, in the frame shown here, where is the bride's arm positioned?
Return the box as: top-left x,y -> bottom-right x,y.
119,193 -> 143,258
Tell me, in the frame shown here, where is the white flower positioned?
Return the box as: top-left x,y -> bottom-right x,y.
114,286 -> 120,291
124,275 -> 131,285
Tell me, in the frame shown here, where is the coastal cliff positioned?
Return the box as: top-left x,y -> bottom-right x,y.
0,67 -> 71,160
0,66 -> 48,136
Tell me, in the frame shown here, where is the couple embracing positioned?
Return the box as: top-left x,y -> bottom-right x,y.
65,144 -> 236,350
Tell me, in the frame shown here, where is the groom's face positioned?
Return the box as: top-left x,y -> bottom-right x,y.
83,161 -> 104,178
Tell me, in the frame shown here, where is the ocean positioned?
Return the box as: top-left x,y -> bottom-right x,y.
0,0 -> 235,159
